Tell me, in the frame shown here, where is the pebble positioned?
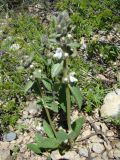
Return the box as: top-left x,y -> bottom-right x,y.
89,135 -> 103,143
106,130 -> 114,137
116,142 -> 120,149
92,143 -> 105,154
102,151 -> 108,160
113,149 -> 120,158
0,149 -> 11,160
79,147 -> 88,157
0,141 -> 9,149
104,141 -> 112,151
108,150 -> 114,159
50,150 -> 61,160
4,132 -> 17,142
62,151 -> 80,160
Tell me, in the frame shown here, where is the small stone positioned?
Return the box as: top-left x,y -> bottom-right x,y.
113,149 -> 120,158
79,147 -> 88,157
116,141 -> 120,149
20,144 -> 27,153
0,142 -> 9,150
89,135 -> 103,143
50,150 -> 61,160
108,150 -> 114,159
0,149 -> 11,160
81,129 -> 91,138
92,143 -> 105,154
102,151 -> 108,160
104,141 -> 112,151
106,130 -> 114,137
4,132 -> 17,142
17,135 -> 23,144
62,151 -> 80,160
24,151 -> 31,159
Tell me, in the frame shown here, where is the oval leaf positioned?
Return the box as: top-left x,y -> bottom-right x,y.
42,79 -> 52,91
51,61 -> 63,78
69,85 -> 83,109
43,120 -> 54,138
24,80 -> 34,94
27,143 -> 41,154
69,117 -> 85,140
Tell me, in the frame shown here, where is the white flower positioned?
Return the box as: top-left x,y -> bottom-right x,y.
30,64 -> 34,69
69,72 -> 78,83
10,43 -> 20,51
53,48 -> 63,59
64,52 -> 69,58
62,77 -> 68,83
80,37 -> 87,50
67,34 -> 72,38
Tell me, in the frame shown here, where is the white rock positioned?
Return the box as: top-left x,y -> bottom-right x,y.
116,142 -> 120,149
81,129 -> 91,138
50,150 -> 61,160
104,89 -> 120,104
104,141 -> 112,151
62,151 -> 80,160
89,135 -> 103,143
113,149 -> 120,158
0,142 -> 9,150
100,89 -> 120,118
102,151 -> 108,160
79,147 -> 88,157
100,96 -> 120,118
92,143 -> 105,154
108,150 -> 114,159
106,130 -> 114,137
0,149 -> 11,160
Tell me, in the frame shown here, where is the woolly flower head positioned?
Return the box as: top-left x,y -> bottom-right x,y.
69,72 -> 78,83
53,48 -> 63,59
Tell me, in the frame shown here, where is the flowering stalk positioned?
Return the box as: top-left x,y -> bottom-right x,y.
63,58 -> 72,131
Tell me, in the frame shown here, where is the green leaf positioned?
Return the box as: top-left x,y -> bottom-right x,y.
43,120 -> 54,138
24,80 -> 34,94
69,117 -> 85,140
33,69 -> 42,79
27,143 -> 41,154
46,101 -> 59,113
69,85 -> 83,109
51,61 -> 63,78
56,130 -> 68,143
36,137 -> 60,149
42,79 -> 52,91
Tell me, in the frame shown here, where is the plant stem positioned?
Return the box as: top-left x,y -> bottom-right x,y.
63,58 -> 71,131
66,84 -> 72,131
37,80 -> 57,137
44,107 -> 57,137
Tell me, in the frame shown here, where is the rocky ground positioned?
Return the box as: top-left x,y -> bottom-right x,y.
0,98 -> 120,160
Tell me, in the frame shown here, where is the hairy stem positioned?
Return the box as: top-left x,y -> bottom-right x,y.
63,58 -> 71,131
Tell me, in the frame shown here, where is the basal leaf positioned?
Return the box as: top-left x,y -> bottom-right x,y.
43,120 -> 54,138
37,137 -> 60,149
27,143 -> 41,154
56,130 -> 68,143
69,85 -> 83,109
51,61 -> 63,78
68,117 -> 85,140
24,80 -> 34,94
